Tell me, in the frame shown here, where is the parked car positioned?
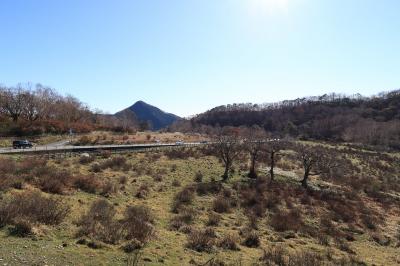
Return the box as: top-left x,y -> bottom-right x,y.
12,140 -> 33,149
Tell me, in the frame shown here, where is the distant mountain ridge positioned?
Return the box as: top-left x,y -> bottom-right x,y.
115,101 -> 180,130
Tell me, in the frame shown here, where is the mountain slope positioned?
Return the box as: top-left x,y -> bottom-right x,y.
115,101 -> 180,130
178,90 -> 400,148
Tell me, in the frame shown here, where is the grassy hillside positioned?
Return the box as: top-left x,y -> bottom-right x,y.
0,143 -> 399,265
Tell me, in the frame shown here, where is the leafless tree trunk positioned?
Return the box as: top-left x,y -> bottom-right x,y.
214,127 -> 242,181
242,126 -> 266,179
295,144 -> 336,188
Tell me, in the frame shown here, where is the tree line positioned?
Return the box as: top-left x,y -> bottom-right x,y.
172,90 -> 400,150
0,83 -> 140,136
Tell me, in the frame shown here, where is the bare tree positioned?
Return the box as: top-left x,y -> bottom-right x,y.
242,125 -> 266,179
0,85 -> 26,122
264,139 -> 286,182
22,90 -> 40,122
295,144 -> 337,188
214,127 -> 242,181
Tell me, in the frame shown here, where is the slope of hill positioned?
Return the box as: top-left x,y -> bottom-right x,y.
181,90 -> 400,148
115,101 -> 180,130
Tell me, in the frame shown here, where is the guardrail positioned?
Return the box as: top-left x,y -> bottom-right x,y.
0,142 -> 204,156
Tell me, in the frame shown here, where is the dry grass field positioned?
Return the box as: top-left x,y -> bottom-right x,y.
0,140 -> 399,265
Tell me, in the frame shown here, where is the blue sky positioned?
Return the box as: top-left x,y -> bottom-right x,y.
0,0 -> 399,117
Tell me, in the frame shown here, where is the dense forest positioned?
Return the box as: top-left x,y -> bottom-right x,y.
171,90 -> 400,149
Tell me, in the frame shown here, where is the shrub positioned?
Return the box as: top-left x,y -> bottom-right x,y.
122,240 -> 143,253
77,199 -> 123,244
186,228 -> 215,252
73,175 -> 101,194
98,156 -> 128,171
194,171 -> 203,183
212,196 -> 231,213
136,184 -> 150,199
8,219 -> 33,237
170,164 -> 177,172
170,207 -> 197,230
90,163 -> 102,173
196,182 -> 222,196
261,247 -> 325,266
206,212 -> 221,227
0,191 -> 69,226
122,205 -> 154,244
79,155 -> 95,164
218,233 -> 240,250
242,230 -> 260,248
270,210 -> 302,232
260,246 -> 286,266
38,169 -> 71,194
100,181 -> 117,197
288,251 -> 324,266
172,186 -> 195,212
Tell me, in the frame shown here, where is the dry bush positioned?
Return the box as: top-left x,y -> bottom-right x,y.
100,180 -> 118,197
79,155 -> 95,165
334,237 -> 355,254
119,176 -> 128,184
77,199 -> 123,244
217,233 -> 240,250
186,228 -> 215,252
206,212 -> 221,227
37,168 -> 71,194
0,158 -> 17,175
270,209 -> 303,232
122,239 -> 142,253
8,219 -> 33,237
261,246 -> 325,266
165,149 -> 196,160
260,246 -> 286,266
194,171 -> 203,183
73,175 -> 101,194
99,156 -> 128,171
241,230 -> 260,248
122,205 -> 155,244
77,200 -> 155,246
196,182 -> 222,196
90,163 -> 102,173
0,191 -> 69,228
371,233 -> 391,246
170,207 -> 197,231
172,185 -> 195,212
170,164 -> 177,172
212,196 -> 231,213
136,184 -> 150,199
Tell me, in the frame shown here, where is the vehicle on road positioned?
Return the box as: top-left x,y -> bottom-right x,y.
175,141 -> 184,145
12,140 -> 33,149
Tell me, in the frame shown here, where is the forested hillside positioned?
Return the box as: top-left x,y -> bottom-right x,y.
180,90 -> 400,149
0,84 -> 141,136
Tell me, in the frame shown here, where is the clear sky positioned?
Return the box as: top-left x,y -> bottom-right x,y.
0,0 -> 399,117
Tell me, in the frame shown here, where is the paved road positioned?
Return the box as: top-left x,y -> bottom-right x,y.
0,142 -> 204,155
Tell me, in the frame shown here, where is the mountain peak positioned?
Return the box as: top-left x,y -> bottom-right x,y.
115,101 -> 180,130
